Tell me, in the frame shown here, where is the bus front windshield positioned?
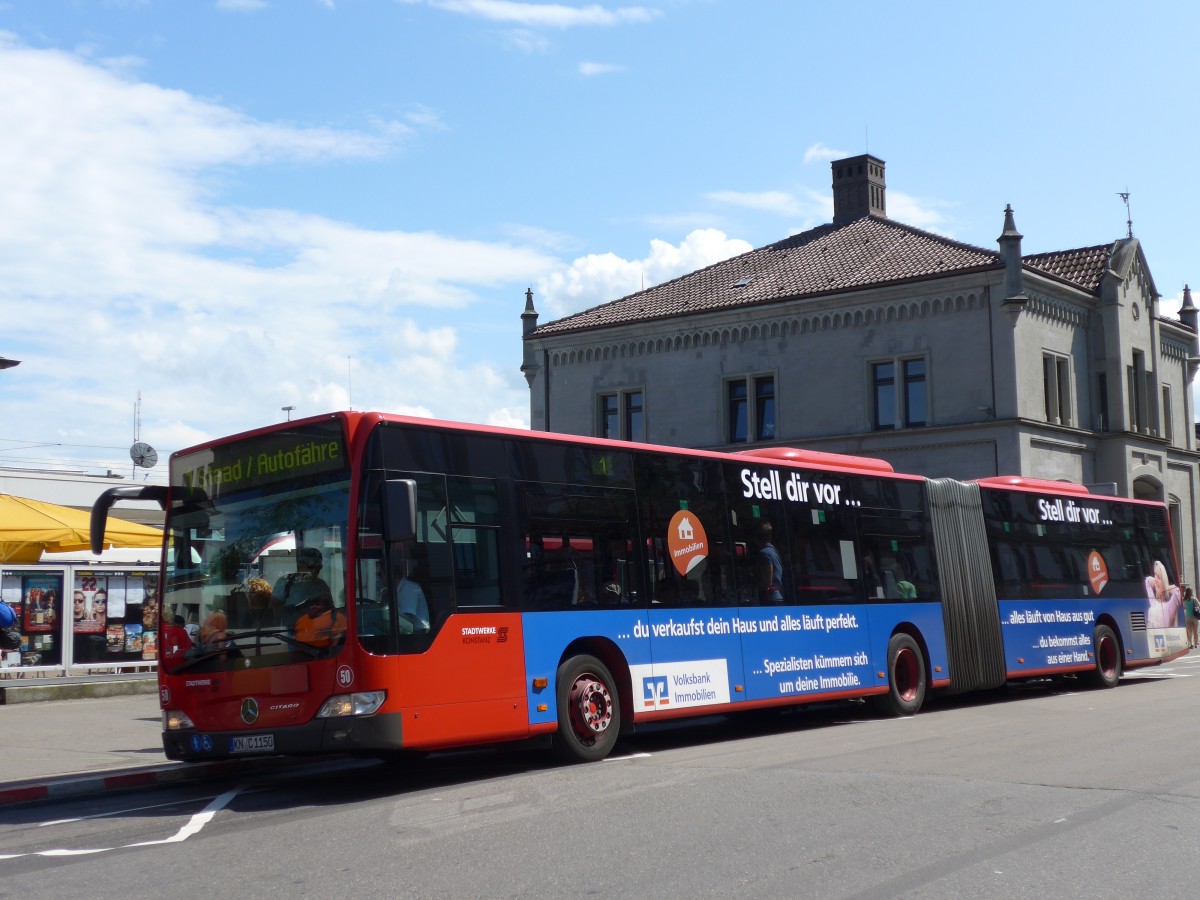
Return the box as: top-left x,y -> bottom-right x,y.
159,478 -> 351,674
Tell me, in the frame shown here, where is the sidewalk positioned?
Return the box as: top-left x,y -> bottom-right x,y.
0,687 -> 307,808
0,671 -> 159,705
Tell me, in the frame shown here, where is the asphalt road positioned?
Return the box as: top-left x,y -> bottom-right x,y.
3,654 -> 1200,899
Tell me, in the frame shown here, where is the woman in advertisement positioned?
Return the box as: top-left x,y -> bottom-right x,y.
1145,560 -> 1182,629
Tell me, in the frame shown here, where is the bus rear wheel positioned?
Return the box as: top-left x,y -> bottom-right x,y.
553,655 -> 621,763
1084,624 -> 1121,689
872,633 -> 926,717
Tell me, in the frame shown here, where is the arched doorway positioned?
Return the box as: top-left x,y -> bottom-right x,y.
1132,476 -> 1162,503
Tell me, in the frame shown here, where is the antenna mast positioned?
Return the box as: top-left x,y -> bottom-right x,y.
132,392 -> 141,478
1117,189 -> 1133,238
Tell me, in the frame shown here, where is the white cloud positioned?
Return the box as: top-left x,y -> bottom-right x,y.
407,0 -> 661,28
887,190 -> 956,236
707,186 -> 830,229
803,141 -> 847,164
579,61 -> 624,76
536,228 -> 752,319
1160,288 -> 1187,320
0,34 -> 561,469
216,0 -> 268,11
706,189 -> 805,217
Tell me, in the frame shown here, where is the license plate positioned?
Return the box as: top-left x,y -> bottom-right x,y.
229,734 -> 275,754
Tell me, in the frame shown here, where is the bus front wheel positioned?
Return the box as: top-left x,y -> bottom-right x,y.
1084,624 -> 1121,689
872,633 -> 926,717
553,655 -> 621,763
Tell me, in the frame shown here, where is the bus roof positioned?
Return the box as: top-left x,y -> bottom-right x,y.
738,446 -> 895,474
974,475 -> 1093,496
973,475 -> 1164,507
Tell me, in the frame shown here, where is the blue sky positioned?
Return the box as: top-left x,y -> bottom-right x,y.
1,0 -> 1197,479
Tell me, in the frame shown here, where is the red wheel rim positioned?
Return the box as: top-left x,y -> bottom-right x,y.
894,647 -> 920,702
568,674 -> 613,745
1097,635 -> 1117,679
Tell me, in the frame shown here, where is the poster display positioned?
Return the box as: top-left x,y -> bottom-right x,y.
72,571 -> 158,664
21,576 -> 60,633
1,566 -> 159,673
0,572 -> 64,668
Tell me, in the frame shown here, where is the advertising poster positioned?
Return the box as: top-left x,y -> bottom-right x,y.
142,574 -> 160,630
22,576 -> 60,633
74,574 -> 108,635
124,623 -> 144,653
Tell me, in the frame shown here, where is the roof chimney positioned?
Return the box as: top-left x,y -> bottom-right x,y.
831,154 -> 886,225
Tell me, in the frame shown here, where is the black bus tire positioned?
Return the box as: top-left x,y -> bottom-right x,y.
871,633 -> 927,717
553,655 -> 621,763
1084,624 -> 1122,688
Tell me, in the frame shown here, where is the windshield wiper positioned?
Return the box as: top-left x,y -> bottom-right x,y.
228,629 -> 326,656
170,633 -> 325,672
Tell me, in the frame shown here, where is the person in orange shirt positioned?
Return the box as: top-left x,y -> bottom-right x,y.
293,592 -> 346,648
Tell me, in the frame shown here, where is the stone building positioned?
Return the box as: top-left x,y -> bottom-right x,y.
520,155 -> 1200,582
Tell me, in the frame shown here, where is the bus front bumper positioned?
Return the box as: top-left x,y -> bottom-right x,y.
163,711 -> 406,761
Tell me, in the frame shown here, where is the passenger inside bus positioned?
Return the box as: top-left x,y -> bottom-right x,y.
273,547 -> 333,617
754,523 -> 785,603
293,591 -> 347,648
242,577 -> 282,628
191,610 -> 242,659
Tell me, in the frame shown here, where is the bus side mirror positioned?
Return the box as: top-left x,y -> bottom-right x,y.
91,485 -> 169,554
380,479 -> 417,544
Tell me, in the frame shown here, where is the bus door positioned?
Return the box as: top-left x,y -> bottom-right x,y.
635,457 -> 742,717
856,512 -> 945,679
726,470 -> 866,706
359,470 -> 528,747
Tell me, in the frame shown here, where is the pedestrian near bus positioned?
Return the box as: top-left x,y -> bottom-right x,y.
1185,584 -> 1200,649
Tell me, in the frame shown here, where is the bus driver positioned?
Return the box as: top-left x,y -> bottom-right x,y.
390,545 -> 429,634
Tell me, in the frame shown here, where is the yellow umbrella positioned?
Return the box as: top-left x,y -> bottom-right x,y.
0,494 -> 162,563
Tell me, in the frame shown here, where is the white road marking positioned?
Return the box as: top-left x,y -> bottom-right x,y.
0,787 -> 242,860
40,795 -> 223,828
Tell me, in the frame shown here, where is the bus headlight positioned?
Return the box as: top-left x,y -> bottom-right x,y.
163,710 -> 196,731
317,691 -> 386,718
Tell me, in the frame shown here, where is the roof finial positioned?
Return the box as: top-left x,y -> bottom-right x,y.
1117,189 -> 1133,239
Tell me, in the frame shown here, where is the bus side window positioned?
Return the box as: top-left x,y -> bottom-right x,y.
519,487 -> 640,611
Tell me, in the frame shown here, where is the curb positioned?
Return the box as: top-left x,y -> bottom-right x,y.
0,755 -> 318,809
0,677 -> 158,705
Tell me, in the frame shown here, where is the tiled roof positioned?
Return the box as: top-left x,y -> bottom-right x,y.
532,217 -> 1121,338
1023,244 -> 1112,293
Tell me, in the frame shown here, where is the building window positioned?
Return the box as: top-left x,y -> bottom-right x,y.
599,394 -> 619,440
727,375 -> 776,443
872,357 -> 926,430
903,359 -> 926,427
872,362 -> 895,430
1123,348 -> 1152,436
1162,385 -> 1173,443
1042,353 -> 1071,426
1096,373 -> 1109,432
625,390 -> 644,443
755,376 -> 776,440
598,390 -> 645,442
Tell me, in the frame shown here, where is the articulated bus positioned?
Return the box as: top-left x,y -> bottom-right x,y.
91,412 -> 1189,763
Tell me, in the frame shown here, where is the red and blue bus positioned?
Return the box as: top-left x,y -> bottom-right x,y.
90,412 -> 1189,763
